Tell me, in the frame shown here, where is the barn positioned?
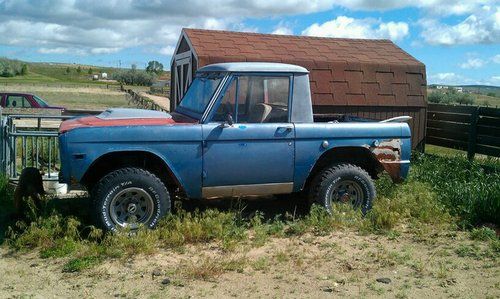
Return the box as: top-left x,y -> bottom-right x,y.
170,28 -> 427,148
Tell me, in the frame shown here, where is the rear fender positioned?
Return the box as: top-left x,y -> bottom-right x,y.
369,138 -> 409,183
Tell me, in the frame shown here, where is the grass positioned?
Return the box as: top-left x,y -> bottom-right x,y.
475,93 -> 500,108
0,153 -> 498,273
0,83 -> 131,110
411,153 -> 499,227
36,91 -> 129,110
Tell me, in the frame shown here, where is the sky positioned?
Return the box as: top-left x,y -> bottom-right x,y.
0,0 -> 498,86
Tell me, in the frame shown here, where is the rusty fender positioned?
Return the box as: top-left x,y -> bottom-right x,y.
369,139 -> 404,183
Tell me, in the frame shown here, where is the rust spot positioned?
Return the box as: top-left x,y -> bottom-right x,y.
371,139 -> 403,182
380,162 -> 403,183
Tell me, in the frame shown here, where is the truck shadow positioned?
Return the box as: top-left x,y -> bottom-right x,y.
179,195 -> 310,221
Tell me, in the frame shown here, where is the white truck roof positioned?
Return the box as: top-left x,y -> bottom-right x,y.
197,62 -> 309,73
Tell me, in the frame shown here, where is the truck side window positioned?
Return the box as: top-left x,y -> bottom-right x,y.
238,76 -> 289,123
213,78 -> 237,122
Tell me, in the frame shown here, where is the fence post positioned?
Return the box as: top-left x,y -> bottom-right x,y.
0,108 -> 4,175
467,107 -> 479,160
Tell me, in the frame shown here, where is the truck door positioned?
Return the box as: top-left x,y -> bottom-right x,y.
201,74 -> 295,197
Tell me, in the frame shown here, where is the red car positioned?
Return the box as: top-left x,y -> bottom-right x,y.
0,93 -> 63,110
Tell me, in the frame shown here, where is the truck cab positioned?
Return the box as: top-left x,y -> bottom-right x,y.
59,62 -> 411,231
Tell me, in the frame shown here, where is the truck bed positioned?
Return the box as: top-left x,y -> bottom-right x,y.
313,113 -> 375,123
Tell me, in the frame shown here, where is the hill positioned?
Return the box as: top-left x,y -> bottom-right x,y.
0,59 -> 121,84
428,84 -> 500,107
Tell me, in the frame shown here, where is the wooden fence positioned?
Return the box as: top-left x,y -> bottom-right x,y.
427,103 -> 500,159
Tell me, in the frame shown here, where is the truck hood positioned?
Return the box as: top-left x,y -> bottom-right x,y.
59,108 -> 195,133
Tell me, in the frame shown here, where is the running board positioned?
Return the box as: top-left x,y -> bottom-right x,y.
202,182 -> 294,199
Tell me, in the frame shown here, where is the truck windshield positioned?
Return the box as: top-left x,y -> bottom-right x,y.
178,72 -> 224,115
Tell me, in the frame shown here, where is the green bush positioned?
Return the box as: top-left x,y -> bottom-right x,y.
112,68 -> 157,86
428,90 -> 475,105
368,182 -> 452,231
411,154 -> 500,227
0,58 -> 27,77
470,227 -> 497,241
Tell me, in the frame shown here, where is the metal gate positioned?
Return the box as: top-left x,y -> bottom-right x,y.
0,112 -> 72,181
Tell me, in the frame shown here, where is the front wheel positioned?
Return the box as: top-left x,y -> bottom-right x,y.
309,164 -> 376,214
93,167 -> 170,231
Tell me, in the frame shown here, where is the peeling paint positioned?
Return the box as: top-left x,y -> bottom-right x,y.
370,139 -> 403,182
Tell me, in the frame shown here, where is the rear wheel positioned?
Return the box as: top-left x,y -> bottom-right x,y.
309,164 -> 375,214
93,167 -> 170,231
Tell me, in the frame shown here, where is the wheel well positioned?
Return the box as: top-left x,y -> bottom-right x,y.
303,146 -> 383,191
81,151 -> 183,194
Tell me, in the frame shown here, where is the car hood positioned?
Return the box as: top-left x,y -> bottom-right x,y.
59,108 -> 196,133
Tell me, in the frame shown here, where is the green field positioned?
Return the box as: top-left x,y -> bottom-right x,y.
0,60 -> 120,84
474,93 -> 500,107
0,61 -> 165,110
0,83 -> 130,110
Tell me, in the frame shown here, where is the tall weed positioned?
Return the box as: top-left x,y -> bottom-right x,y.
411,154 -> 500,227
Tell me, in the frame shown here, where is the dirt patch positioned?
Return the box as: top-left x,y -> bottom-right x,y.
1,229 -> 498,298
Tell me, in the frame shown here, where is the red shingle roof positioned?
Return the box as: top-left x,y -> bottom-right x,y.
183,28 -> 422,67
179,28 -> 426,108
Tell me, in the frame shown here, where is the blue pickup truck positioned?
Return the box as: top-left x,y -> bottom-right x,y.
58,62 -> 411,231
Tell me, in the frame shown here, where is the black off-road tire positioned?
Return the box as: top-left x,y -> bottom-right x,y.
308,164 -> 376,214
93,167 -> 170,231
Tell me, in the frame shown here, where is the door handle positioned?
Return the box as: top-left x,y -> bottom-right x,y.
277,126 -> 293,133
277,126 -> 293,131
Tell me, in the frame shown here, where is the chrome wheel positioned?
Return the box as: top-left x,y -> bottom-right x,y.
329,180 -> 364,207
109,187 -> 154,228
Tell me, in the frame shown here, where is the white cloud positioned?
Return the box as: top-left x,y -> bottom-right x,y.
37,47 -> 72,55
302,16 -> 409,40
272,26 -> 293,35
490,76 -> 500,85
420,5 -> 500,45
460,58 -> 485,69
0,0 -> 497,58
493,54 -> 500,64
327,0 -> 495,16
429,72 -> 465,85
157,46 -> 175,56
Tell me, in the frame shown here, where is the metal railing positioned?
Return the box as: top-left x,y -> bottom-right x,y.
0,112 -> 73,181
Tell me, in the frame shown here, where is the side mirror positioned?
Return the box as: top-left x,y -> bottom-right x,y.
220,113 -> 234,128
226,113 -> 234,126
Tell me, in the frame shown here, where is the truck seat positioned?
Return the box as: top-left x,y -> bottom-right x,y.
248,103 -> 272,123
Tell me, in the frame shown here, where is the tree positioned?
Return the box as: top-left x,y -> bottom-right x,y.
146,60 -> 164,75
21,64 -> 28,75
428,92 -> 445,103
455,93 -> 474,105
88,67 -> 93,74
65,66 -> 71,74
112,69 -> 156,86
76,66 -> 82,74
